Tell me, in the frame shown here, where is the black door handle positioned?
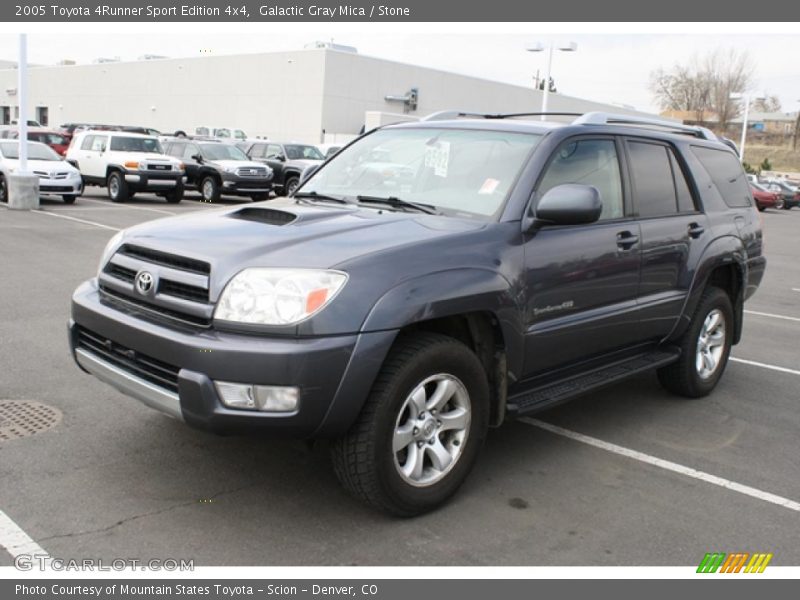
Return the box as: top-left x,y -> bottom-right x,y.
616,231 -> 639,250
688,223 -> 705,238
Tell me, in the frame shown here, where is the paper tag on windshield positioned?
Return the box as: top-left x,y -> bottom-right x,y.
479,178 -> 500,195
424,141 -> 450,177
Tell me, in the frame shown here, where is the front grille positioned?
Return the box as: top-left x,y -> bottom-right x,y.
236,166 -> 269,177
99,286 -> 212,327
100,244 -> 213,328
118,245 -> 210,275
144,163 -> 172,171
34,171 -> 71,180
75,327 -> 179,393
159,280 -> 208,303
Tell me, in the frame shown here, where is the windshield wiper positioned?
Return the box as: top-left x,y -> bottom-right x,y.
356,195 -> 440,215
294,191 -> 352,205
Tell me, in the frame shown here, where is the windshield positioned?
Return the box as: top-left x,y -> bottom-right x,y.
285,144 -> 324,160
200,143 -> 249,161
301,127 -> 542,217
109,136 -> 162,153
0,141 -> 61,160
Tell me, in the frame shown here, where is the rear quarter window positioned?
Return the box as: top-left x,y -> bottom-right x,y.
691,146 -> 751,208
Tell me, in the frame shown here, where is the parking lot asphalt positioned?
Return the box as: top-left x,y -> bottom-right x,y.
1,188 -> 798,567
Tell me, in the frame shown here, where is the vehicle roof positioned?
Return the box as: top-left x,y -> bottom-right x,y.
384,117 -> 734,151
74,130 -> 157,139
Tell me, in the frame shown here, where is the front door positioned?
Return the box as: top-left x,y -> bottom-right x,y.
522,136 -> 642,378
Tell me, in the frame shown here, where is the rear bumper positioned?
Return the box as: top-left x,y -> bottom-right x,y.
69,280 -> 396,438
745,255 -> 767,301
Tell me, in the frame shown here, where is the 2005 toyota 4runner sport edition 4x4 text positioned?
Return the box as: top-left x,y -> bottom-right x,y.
69,111 -> 765,516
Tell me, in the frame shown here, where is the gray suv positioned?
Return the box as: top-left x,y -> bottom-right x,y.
69,112 -> 765,516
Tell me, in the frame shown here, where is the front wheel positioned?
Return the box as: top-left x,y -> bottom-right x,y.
331,333 -> 489,517
62,195 -> 77,205
658,287 -> 733,398
200,176 -> 220,203
164,183 -> 184,204
0,175 -> 7,203
284,176 -> 300,197
774,197 -> 785,210
107,172 -> 129,203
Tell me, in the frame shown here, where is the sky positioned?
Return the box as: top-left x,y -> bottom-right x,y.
0,32 -> 798,114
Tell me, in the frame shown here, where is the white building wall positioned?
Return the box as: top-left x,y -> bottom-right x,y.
0,51 -> 328,142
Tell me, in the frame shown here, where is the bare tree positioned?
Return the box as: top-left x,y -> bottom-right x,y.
649,48 -> 754,129
752,95 -> 782,113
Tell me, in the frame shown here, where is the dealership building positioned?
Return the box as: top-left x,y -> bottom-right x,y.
0,44 -> 657,143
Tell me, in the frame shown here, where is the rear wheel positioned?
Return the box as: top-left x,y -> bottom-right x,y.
331,333 -> 489,516
107,172 -> 129,203
774,197 -> 785,210
657,287 -> 733,398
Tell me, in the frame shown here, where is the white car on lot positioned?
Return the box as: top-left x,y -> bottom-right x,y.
0,140 -> 83,204
66,131 -> 184,203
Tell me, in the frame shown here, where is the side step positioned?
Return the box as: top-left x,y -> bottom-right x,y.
507,349 -> 680,416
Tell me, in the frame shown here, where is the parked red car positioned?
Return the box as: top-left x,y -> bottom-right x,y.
750,183 -> 783,211
3,128 -> 72,156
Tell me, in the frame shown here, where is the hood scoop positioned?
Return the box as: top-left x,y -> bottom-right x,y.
230,207 -> 297,226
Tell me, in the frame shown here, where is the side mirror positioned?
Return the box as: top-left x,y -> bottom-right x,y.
191,154 -> 203,163
276,154 -> 286,162
299,164 -> 320,185
99,143 -> 107,153
530,184 -> 602,230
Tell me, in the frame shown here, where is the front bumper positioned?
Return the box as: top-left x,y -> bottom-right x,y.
124,170 -> 183,191
69,280 -> 396,438
221,173 -> 273,195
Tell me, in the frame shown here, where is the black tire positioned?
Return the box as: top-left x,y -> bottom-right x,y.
200,176 -> 220,203
331,332 -> 490,517
250,193 -> 270,202
657,287 -> 733,398
107,171 -> 129,203
774,197 -> 785,210
165,182 -> 184,204
62,195 -> 77,204
284,176 -> 300,197
0,174 -> 7,203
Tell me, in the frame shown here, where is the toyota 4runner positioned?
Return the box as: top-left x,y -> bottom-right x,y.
69,112 -> 765,516
66,131 -> 185,203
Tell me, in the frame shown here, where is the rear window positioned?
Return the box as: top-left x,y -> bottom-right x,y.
691,146 -> 751,208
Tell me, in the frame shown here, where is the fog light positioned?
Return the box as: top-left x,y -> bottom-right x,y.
215,381 -> 299,412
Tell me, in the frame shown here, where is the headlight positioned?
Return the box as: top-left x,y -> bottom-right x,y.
97,231 -> 124,276
214,268 -> 347,325
223,166 -> 238,174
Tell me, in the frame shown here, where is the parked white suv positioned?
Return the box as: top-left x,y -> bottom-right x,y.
66,131 -> 184,203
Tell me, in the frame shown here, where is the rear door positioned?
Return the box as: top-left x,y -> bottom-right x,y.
625,138 -> 709,340
522,136 -> 643,377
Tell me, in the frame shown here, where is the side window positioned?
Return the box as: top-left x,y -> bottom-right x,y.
266,144 -> 283,159
90,136 -> 108,152
249,144 -> 266,158
669,152 -> 696,213
80,135 -> 95,151
538,138 -> 624,220
690,146 -> 752,208
627,141 -> 677,218
184,144 -> 200,159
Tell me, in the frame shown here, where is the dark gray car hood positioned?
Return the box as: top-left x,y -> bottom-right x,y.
118,198 -> 485,285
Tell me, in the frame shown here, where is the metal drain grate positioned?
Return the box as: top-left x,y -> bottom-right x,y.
0,400 -> 62,442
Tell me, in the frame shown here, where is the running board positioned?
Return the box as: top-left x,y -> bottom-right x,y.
507,349 -> 680,416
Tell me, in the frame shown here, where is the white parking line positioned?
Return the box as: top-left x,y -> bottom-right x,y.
730,357 -> 800,377
74,196 -> 178,216
744,309 -> 800,323
30,209 -> 120,231
0,509 -> 49,559
792,288 -> 800,293
521,418 -> 800,514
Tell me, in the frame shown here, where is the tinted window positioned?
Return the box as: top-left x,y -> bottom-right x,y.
89,136 -> 108,152
184,144 -> 200,159
249,143 -> 267,158
164,142 -> 181,157
109,136 -> 162,153
80,135 -> 95,151
538,138 -> 624,220
691,146 -> 751,208
628,141 -> 676,218
266,144 -> 283,159
670,152 -> 696,212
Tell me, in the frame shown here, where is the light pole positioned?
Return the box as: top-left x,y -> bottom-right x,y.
793,100 -> 800,151
730,91 -> 765,160
526,41 -> 578,121
7,33 -> 39,210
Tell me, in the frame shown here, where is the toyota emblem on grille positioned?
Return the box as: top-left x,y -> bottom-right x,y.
135,271 -> 155,295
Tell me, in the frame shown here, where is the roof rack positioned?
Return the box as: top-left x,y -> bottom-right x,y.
573,112 -> 718,141
421,111 -> 583,121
